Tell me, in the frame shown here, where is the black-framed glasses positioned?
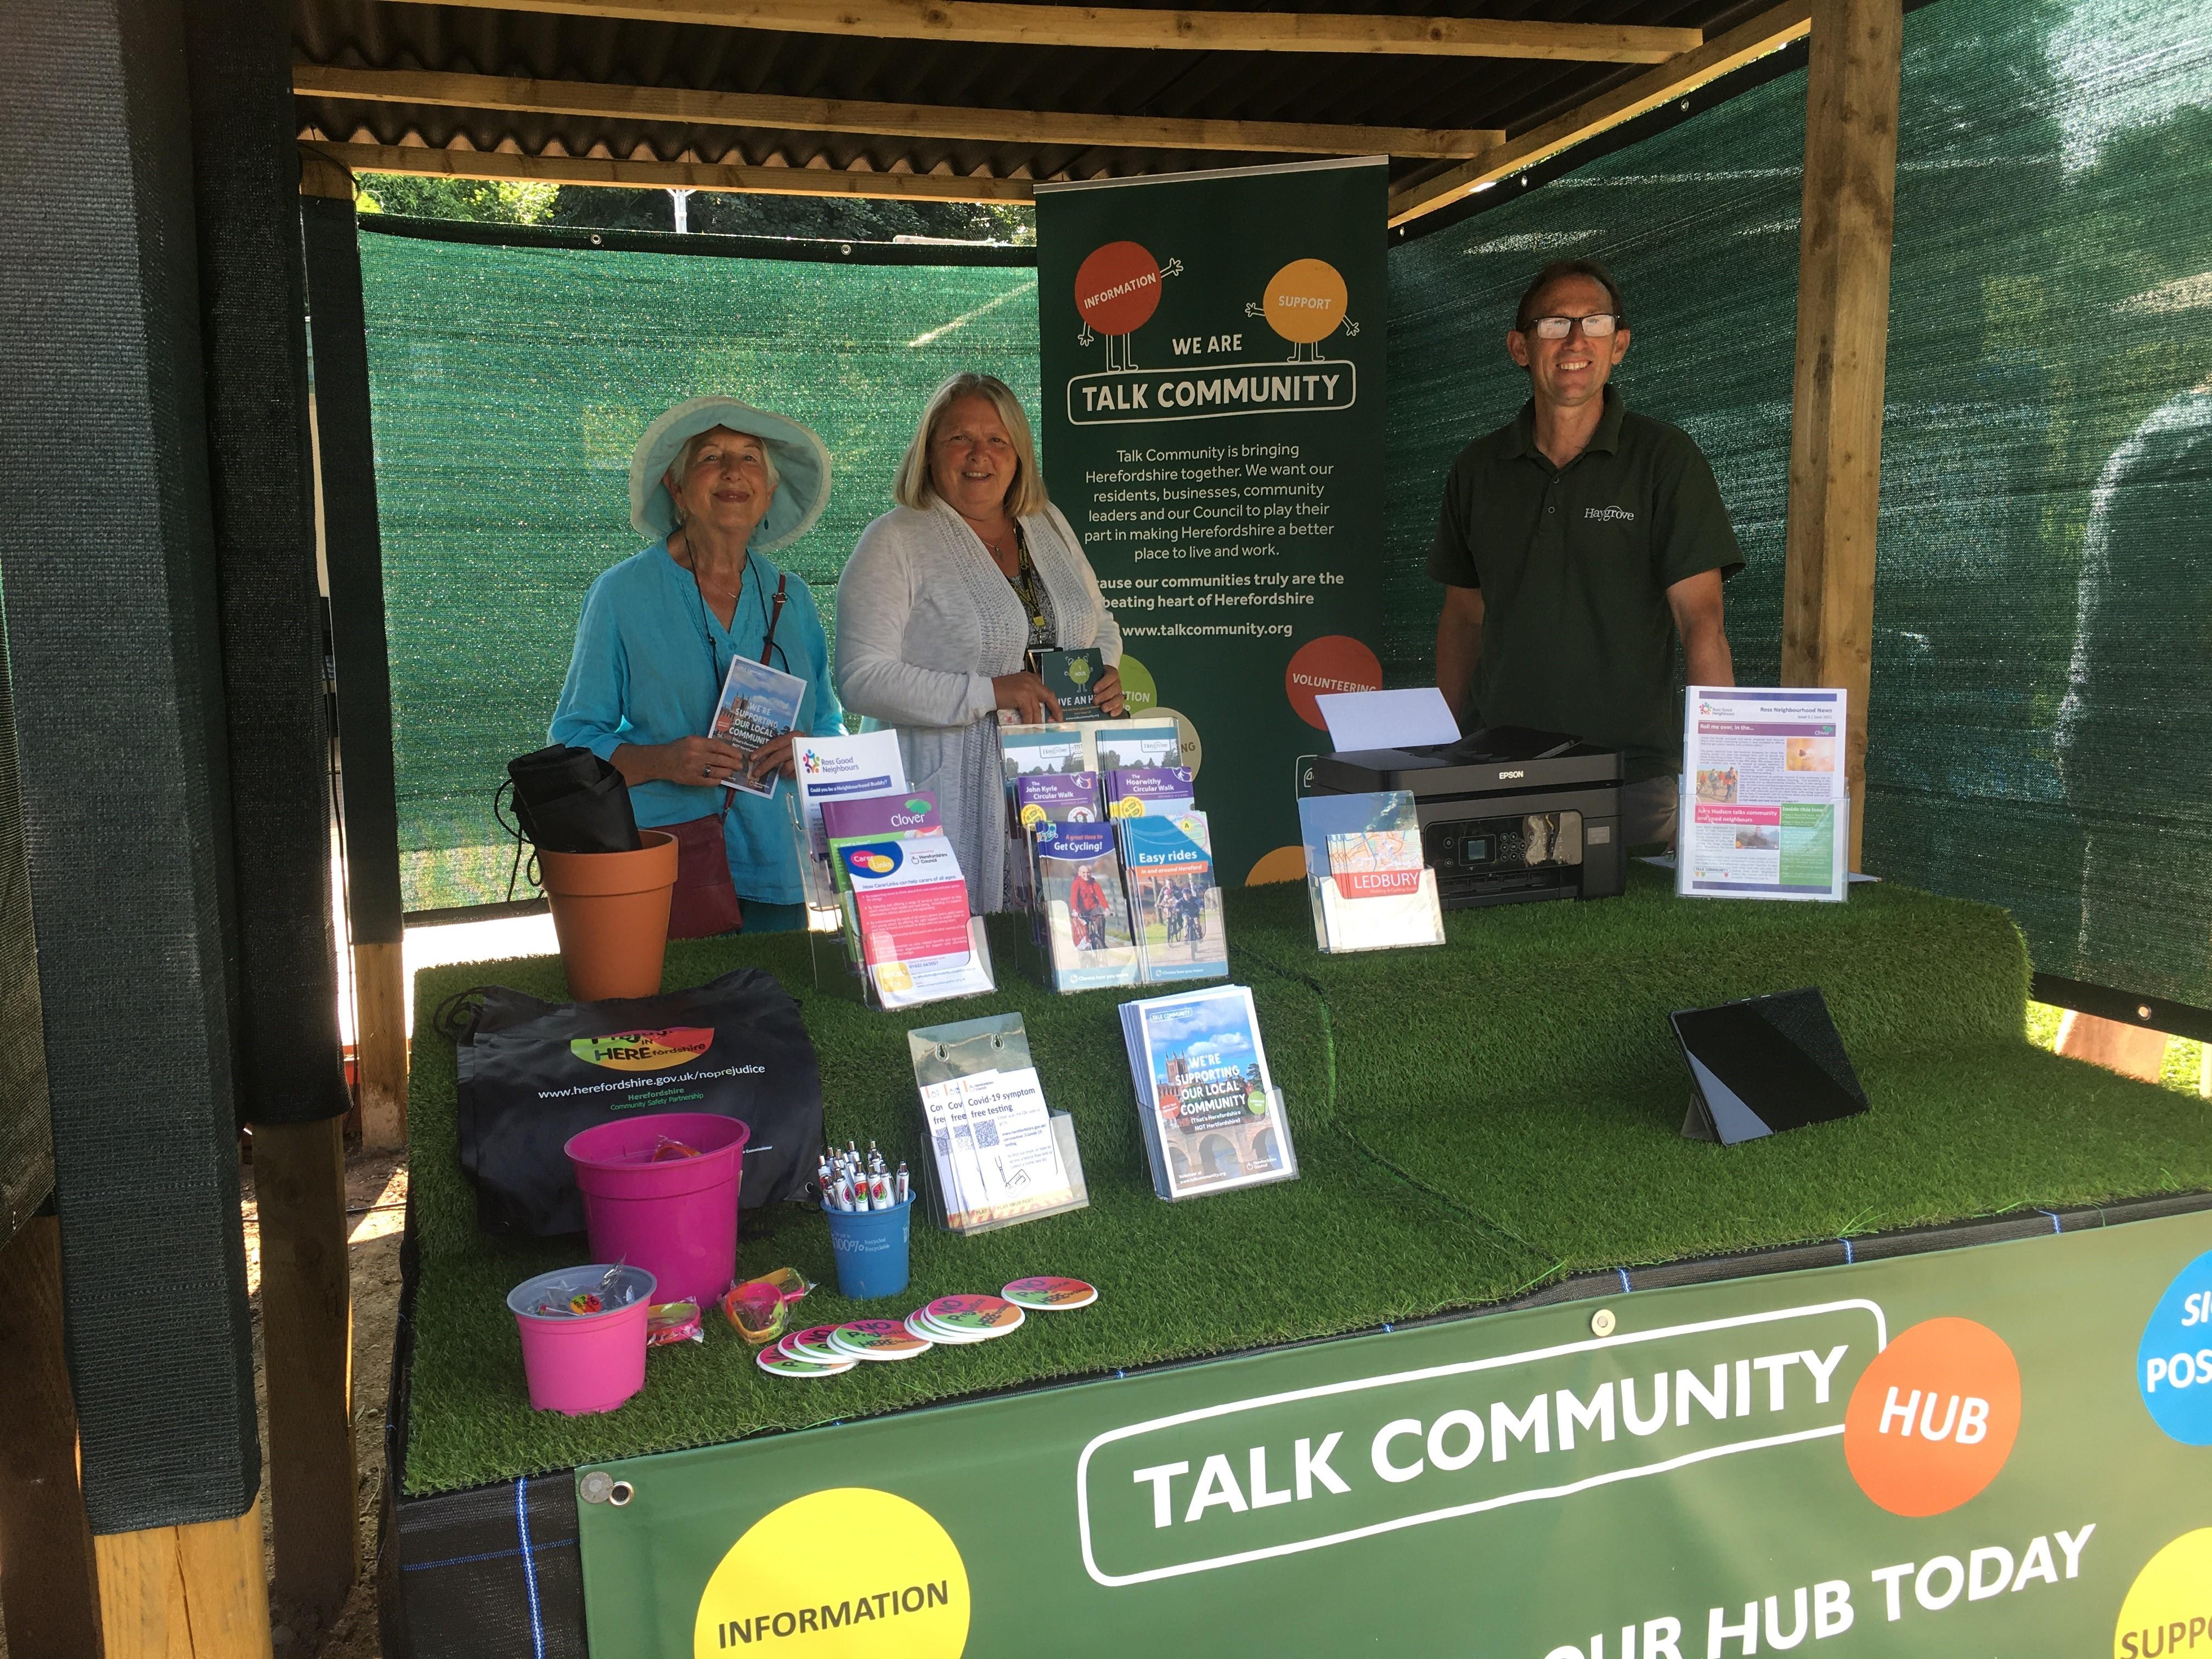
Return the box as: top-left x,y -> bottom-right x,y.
1527,312 -> 1622,340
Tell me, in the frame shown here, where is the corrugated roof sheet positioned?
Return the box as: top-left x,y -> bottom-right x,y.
293,0 -> 1782,193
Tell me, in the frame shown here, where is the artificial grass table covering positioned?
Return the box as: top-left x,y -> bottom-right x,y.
401,868 -> 2211,1494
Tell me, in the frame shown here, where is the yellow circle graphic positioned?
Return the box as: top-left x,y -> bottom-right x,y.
2114,1528 -> 2212,1658
1265,259 -> 1348,344
694,1488 -> 969,1657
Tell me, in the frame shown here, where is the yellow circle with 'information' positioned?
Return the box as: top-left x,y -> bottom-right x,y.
694,1488 -> 969,1657
2114,1528 -> 2212,1658
1265,258 -> 1348,344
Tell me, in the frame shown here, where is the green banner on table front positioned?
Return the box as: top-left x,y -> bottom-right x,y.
1032,159 -> 1391,888
577,1209 -> 2212,1658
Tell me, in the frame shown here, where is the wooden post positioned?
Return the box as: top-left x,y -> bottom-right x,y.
352,941 -> 410,1149
251,1120 -> 358,1620
92,1499 -> 272,1659
1780,0 -> 1904,871
0,1216 -> 104,1659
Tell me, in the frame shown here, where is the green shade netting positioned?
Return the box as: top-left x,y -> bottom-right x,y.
359,0 -> 2211,1003
1384,0 -> 2212,1005
357,242 -> 1040,910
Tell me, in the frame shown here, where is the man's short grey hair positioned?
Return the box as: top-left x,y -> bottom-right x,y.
1514,258 -> 1628,332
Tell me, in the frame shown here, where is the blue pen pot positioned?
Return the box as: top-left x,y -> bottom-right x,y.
826,1197 -> 912,1300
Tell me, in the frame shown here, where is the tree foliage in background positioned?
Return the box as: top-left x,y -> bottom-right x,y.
357,174 -> 561,224
356,173 -> 1034,245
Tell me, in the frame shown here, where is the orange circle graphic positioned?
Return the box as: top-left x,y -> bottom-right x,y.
1263,258 -> 1349,345
1074,241 -> 1163,337
1843,1317 -> 2021,1516
1284,635 -> 1383,730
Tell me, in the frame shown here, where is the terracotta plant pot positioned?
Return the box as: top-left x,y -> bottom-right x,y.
538,830 -> 680,1001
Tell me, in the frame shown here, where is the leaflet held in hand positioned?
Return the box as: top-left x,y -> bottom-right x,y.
709,656 -> 808,799
1029,648 -> 1106,722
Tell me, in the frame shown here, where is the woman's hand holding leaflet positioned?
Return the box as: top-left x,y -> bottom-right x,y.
991,670 -> 1062,725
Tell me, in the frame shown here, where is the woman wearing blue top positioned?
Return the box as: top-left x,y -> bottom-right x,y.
551,397 -> 842,913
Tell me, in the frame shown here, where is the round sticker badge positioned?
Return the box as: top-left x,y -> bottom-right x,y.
905,1311 -> 991,1346
830,1319 -> 934,1361
922,1295 -> 1025,1338
757,1345 -> 854,1379
1002,1277 -> 1098,1311
778,1325 -> 844,1365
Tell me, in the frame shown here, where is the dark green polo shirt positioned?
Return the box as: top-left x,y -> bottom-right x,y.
1429,387 -> 1742,779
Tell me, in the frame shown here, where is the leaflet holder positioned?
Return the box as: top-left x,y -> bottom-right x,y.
908,1014 -> 1089,1234
783,790 -> 997,1011
913,1113 -> 1088,1235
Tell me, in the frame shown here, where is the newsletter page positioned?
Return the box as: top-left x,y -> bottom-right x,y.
1678,687 -> 1848,903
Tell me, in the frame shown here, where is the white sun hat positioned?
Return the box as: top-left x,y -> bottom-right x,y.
628,396 -> 833,551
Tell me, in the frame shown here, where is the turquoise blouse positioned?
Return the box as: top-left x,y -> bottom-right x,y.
550,541 -> 842,905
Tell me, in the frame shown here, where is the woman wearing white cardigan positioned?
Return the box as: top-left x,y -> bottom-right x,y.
835,374 -> 1125,912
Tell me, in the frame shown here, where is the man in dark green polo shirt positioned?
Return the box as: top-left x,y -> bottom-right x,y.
1431,258 -> 1740,845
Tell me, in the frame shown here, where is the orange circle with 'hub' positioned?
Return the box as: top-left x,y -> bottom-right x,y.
1843,1317 -> 2021,1516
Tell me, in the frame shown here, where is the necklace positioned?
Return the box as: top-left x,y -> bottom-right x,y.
674,531 -> 744,600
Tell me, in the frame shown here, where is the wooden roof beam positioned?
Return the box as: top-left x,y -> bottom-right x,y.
1387,0 -> 1813,225
385,0 -> 1701,64
308,140 -> 1037,202
293,65 -> 1503,158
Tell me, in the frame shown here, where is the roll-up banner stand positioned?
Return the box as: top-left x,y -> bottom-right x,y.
1035,159 -> 1391,887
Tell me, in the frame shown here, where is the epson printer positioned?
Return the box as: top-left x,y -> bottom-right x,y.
1308,726 -> 1624,908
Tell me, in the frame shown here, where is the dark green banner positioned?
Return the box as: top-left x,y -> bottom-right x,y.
577,1209 -> 2212,1657
1033,159 -> 1391,888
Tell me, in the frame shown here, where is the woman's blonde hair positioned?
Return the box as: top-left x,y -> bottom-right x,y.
893,373 -> 1049,518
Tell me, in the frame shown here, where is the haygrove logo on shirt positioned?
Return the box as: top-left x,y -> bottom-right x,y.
1586,505 -> 1637,523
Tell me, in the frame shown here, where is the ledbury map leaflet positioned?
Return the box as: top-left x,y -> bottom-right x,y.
1679,687 -> 1849,903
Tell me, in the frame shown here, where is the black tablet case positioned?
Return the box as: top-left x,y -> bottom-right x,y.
1671,986 -> 1868,1145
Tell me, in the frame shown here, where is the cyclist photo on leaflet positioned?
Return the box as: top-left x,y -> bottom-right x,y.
1430,258 -> 1743,849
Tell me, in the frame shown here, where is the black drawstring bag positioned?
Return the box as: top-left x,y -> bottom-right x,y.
505,744 -> 641,855
436,968 -> 823,1238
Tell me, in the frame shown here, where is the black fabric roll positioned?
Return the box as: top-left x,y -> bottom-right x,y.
183,0 -> 351,1127
0,0 -> 261,1530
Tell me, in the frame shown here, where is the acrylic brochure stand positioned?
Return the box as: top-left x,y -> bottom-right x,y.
1295,789 -> 1446,953
785,789 -> 996,1010
907,1012 -> 1088,1235
1308,867 -> 1447,953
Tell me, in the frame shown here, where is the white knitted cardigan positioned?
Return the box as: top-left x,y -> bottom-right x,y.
833,495 -> 1122,911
